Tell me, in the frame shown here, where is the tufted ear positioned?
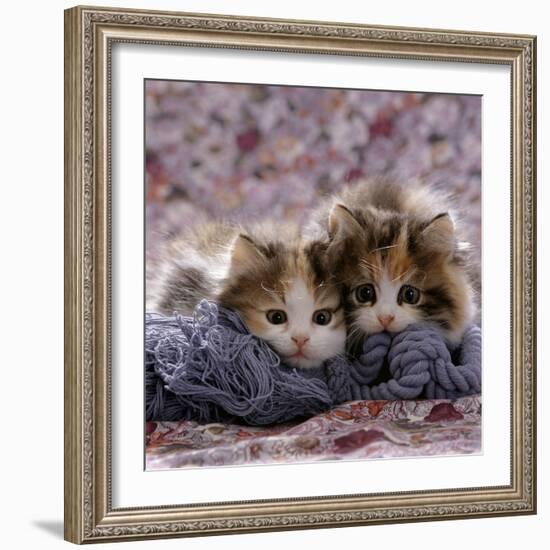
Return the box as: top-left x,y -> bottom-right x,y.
421,212 -> 455,256
229,234 -> 266,275
328,204 -> 362,242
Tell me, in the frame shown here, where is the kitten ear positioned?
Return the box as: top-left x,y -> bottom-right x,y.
229,234 -> 265,275
328,204 -> 362,242
422,213 -> 455,256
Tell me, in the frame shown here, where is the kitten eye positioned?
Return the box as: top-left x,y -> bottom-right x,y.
266,310 -> 287,325
355,284 -> 376,304
399,285 -> 421,305
312,309 -> 332,326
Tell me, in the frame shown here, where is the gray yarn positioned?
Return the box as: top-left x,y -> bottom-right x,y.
145,301 -> 332,425
344,324 -> 481,401
146,300 -> 481,425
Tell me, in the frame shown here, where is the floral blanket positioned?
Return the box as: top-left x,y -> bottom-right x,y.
146,395 -> 481,470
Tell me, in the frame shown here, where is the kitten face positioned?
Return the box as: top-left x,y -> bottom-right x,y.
329,205 -> 475,346
219,234 -> 346,369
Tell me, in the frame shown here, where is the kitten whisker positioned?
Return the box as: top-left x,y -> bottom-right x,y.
392,264 -> 418,282
369,244 -> 398,254
346,321 -> 364,341
260,281 -> 282,298
359,259 -> 382,274
411,269 -> 428,287
316,280 -> 339,290
346,322 -> 366,354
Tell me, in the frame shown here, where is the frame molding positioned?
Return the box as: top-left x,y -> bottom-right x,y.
64,5 -> 536,544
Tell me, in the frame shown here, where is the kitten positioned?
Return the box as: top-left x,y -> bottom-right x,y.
147,222 -> 346,369
306,177 -> 478,348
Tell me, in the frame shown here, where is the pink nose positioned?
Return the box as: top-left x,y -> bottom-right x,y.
292,335 -> 310,348
377,315 -> 395,329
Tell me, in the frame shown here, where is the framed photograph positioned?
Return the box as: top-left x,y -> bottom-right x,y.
64,5 -> 536,544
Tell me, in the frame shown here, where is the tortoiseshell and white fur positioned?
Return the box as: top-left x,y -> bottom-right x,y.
306,177 -> 478,350
147,222 -> 346,369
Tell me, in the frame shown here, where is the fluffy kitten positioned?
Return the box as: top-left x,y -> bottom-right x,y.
147,222 -> 346,369
307,177 -> 478,347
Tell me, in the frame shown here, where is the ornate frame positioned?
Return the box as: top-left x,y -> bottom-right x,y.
64,5 -> 537,544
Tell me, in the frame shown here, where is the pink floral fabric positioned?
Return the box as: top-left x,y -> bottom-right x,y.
146,395 -> 481,470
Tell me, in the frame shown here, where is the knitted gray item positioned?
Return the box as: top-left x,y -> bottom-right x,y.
325,324 -> 482,403
146,300 -> 481,425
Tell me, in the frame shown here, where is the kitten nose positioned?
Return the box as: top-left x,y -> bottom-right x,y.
292,335 -> 310,348
377,314 -> 395,329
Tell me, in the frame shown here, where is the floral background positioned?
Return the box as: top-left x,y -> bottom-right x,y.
145,80 -> 481,261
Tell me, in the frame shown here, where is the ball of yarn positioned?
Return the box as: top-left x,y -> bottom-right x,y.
146,301 -> 333,425
350,324 -> 481,401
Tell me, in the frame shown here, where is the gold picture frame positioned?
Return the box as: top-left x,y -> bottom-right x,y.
64,5 -> 537,544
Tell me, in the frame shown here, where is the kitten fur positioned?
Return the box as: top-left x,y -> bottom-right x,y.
147,221 -> 346,369
306,177 -> 478,347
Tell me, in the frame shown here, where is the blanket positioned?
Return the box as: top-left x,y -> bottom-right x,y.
146,395 -> 481,469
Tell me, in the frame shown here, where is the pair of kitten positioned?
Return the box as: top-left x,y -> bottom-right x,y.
147,178 -> 478,370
